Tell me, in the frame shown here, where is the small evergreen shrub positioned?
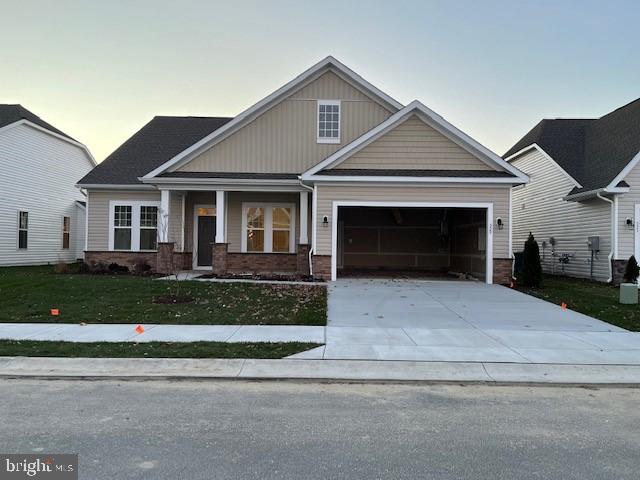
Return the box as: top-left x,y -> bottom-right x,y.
520,232 -> 542,287
623,255 -> 640,284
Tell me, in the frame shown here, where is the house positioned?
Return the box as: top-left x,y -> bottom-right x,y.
505,98 -> 640,284
77,56 -> 528,283
0,105 -> 95,266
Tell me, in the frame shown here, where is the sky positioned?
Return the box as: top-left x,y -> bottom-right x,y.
1,0 -> 638,162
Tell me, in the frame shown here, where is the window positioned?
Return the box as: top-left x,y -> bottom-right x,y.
109,202 -> 160,251
317,100 -> 340,143
242,204 -> 295,253
139,206 -> 158,251
113,205 -> 132,250
62,216 -> 70,249
18,211 -> 28,249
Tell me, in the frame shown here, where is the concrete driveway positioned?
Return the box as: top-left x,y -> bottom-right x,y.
293,278 -> 640,364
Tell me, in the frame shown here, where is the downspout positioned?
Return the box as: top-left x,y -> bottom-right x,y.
596,192 -> 615,283
298,177 -> 315,276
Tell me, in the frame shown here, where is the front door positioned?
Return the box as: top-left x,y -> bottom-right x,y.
197,216 -> 216,267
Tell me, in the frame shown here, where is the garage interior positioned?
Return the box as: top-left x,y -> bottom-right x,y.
337,206 -> 487,280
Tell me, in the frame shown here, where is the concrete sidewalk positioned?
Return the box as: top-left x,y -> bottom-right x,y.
1,356 -> 640,385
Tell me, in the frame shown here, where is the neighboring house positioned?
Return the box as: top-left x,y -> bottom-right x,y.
0,105 -> 95,266
505,98 -> 640,284
77,56 -> 528,283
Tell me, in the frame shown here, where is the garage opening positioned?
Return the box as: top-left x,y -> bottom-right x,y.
337,206 -> 487,281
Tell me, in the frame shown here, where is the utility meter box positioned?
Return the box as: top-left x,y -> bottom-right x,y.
587,236 -> 600,252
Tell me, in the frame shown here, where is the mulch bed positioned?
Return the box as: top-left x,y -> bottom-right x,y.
197,273 -> 324,282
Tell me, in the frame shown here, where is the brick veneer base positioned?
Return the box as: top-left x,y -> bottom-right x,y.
612,259 -> 628,286
85,251 -> 157,271
156,242 -> 175,274
493,258 -> 513,285
297,244 -> 310,275
212,244 -> 228,275
312,255 -> 332,280
226,252 -> 298,273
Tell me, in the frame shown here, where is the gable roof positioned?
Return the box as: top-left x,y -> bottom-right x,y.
77,116 -> 232,186
0,104 -> 74,140
505,97 -> 640,194
302,100 -> 528,183
141,56 -> 403,180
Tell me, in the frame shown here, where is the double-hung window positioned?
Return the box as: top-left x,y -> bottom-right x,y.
17,211 -> 28,249
242,203 -> 295,253
110,201 -> 160,251
317,100 -> 340,143
62,216 -> 71,249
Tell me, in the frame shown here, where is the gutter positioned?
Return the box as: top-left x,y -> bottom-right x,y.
596,192 -> 615,283
298,177 -> 315,277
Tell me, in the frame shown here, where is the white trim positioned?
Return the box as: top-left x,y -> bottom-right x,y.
180,194 -> 186,252
159,190 -> 170,242
192,204 -> 216,269
0,119 -> 96,166
564,186 -> 630,202
77,184 -> 157,190
508,187 -> 513,260
312,185 -> 318,251
607,150 -> 640,190
140,177 -> 302,186
61,215 -> 71,250
505,143 -> 582,188
635,204 -> 640,262
215,191 -> 225,243
317,100 -> 341,144
329,200 -> 493,284
16,210 -> 29,250
299,191 -> 309,244
241,202 -> 296,254
108,200 -> 161,252
614,194 -> 619,260
141,56 -> 402,179
84,194 -> 89,253
302,100 -> 529,183
308,175 -> 523,184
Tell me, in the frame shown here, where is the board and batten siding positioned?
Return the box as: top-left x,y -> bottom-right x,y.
618,161 -> 640,259
175,71 -> 392,174
511,149 -> 611,281
334,115 -> 493,171
86,190 -> 161,251
314,184 -> 510,257
0,123 -> 92,265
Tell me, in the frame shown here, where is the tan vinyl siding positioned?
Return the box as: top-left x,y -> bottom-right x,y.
334,115 -> 493,171
315,184 -> 510,257
511,150 -> 611,281
86,190 -> 161,251
176,71 -> 392,174
618,162 -> 640,259
168,191 -> 183,251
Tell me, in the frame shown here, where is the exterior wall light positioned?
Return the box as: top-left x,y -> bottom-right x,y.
496,217 -> 504,230
626,217 -> 634,229
322,215 -> 329,227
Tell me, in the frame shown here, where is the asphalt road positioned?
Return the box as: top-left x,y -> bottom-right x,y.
0,379 -> 638,479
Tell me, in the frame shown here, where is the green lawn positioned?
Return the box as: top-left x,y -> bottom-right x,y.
518,275 -> 640,331
0,340 -> 319,358
0,266 -> 327,326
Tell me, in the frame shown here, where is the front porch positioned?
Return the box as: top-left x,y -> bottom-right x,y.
155,188 -> 315,278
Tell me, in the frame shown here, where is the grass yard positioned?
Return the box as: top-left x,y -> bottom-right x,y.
518,274 -> 640,331
0,340 -> 319,358
0,266 -> 327,326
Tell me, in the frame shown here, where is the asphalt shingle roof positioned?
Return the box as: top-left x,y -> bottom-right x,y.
504,98 -> 640,194
0,104 -> 74,140
77,116 -> 233,185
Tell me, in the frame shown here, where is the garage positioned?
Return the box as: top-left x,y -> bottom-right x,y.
336,205 -> 490,281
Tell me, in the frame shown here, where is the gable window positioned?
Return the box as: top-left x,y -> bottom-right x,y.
242,203 -> 295,253
62,216 -> 71,249
317,100 -> 340,144
17,211 -> 28,249
109,201 -> 160,251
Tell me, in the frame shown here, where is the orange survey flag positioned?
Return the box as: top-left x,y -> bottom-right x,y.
135,325 -> 145,334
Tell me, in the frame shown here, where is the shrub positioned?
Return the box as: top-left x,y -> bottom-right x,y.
108,262 -> 129,274
91,262 -> 109,274
520,232 -> 542,287
623,255 -> 640,284
132,258 -> 152,276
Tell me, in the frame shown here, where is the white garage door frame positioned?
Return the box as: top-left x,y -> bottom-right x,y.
331,201 -> 494,284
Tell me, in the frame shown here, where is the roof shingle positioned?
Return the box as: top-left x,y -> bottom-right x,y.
0,104 -> 74,140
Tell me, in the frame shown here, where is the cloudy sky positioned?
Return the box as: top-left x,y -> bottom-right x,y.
1,0 -> 638,161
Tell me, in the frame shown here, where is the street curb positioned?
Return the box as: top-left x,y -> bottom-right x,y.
1,357 -> 640,386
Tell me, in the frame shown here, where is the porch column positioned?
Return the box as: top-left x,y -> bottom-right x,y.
159,190 -> 170,242
215,190 -> 225,243
299,191 -> 309,245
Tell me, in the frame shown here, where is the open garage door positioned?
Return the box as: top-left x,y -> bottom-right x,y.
336,205 -> 490,281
